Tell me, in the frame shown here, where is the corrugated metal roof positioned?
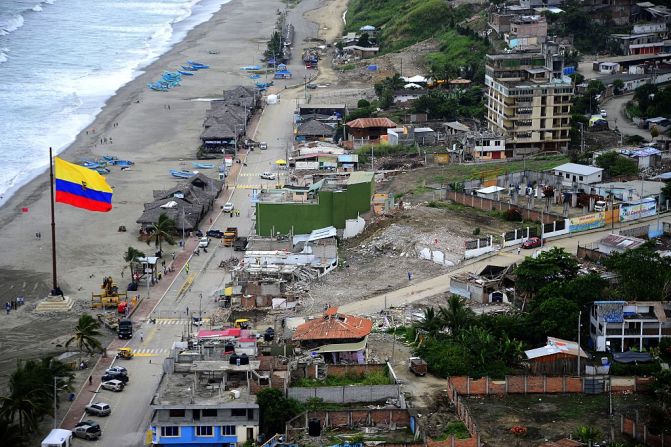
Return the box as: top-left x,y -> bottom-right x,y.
525,336 -> 588,360
314,337 -> 368,353
553,163 -> 603,176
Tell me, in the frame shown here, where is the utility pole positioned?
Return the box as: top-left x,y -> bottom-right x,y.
578,122 -> 585,153
53,376 -> 68,429
577,311 -> 582,377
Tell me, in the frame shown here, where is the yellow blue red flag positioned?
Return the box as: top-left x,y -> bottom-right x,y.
54,157 -> 113,212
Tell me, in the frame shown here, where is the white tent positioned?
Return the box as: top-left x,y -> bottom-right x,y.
401,75 -> 427,84
404,83 -> 422,89
266,94 -> 278,104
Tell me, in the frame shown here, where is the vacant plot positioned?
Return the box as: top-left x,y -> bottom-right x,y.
468,393 -> 657,447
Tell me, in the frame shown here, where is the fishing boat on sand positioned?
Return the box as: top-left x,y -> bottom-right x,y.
178,70 -> 194,76
170,169 -> 197,179
192,162 -> 214,169
188,61 -> 209,69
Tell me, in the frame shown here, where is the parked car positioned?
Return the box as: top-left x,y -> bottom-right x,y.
101,379 -> 125,392
259,142 -> 268,150
105,366 -> 127,375
75,420 -> 101,431
223,202 -> 234,212
260,172 -> 276,180
101,372 -> 129,383
73,424 -> 102,440
198,237 -> 209,248
522,237 -> 542,249
84,402 -> 111,417
306,83 -> 317,89
206,229 -> 224,238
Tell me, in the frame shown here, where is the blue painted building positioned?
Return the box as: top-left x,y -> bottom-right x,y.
149,359 -> 260,447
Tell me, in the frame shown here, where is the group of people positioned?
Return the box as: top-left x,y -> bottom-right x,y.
230,209 -> 241,218
4,296 -> 25,314
35,232 -> 42,239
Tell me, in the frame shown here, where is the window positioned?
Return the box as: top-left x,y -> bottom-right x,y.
196,426 -> 214,437
579,176 -> 584,181
231,408 -> 246,417
161,426 -> 179,437
202,409 -> 217,417
222,425 -> 236,435
248,409 -> 255,420
169,409 -> 185,418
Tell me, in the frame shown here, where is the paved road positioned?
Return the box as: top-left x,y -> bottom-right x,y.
339,214 -> 670,316
602,93 -> 651,141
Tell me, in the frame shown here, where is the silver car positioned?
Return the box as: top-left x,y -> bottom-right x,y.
101,379 -> 124,392
85,402 -> 111,417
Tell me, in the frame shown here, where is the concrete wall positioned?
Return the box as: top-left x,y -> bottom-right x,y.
448,191 -> 559,223
287,384 -> 400,403
256,180 -> 373,235
343,215 -> 366,239
621,415 -> 671,446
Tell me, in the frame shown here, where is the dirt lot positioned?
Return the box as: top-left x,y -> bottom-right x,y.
468,393 -> 657,446
299,205 -> 517,316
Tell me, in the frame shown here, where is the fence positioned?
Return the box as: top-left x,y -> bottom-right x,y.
287,384 -> 400,403
285,408 -> 417,442
437,376 -> 481,447
448,375 -> 653,396
448,191 -> 560,223
621,415 -> 671,446
464,236 -> 494,259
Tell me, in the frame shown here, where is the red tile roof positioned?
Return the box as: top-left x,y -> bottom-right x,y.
292,307 -> 373,341
346,117 -> 397,129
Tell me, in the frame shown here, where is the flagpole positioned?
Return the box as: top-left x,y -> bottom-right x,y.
49,147 -> 58,294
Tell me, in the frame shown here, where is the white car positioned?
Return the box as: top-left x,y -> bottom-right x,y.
85,402 -> 111,417
101,379 -> 125,392
223,202 -> 234,212
260,172 -> 276,180
198,237 -> 209,248
259,142 -> 268,150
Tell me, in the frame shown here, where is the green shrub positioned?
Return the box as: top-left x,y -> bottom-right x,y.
503,209 -> 523,221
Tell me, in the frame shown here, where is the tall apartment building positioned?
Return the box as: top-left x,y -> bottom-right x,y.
484,43 -> 574,156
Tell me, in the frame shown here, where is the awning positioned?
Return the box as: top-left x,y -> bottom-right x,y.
612,351 -> 653,363
275,159 -> 286,165
313,336 -> 367,354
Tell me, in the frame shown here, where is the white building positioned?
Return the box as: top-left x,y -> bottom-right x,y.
552,163 -> 604,188
590,300 -> 671,352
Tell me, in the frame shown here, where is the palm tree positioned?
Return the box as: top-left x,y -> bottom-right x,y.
438,295 -> 474,336
0,392 -> 39,434
0,418 -> 25,447
415,307 -> 444,334
65,314 -> 102,354
573,425 -> 602,447
123,246 -> 145,279
146,213 -> 176,252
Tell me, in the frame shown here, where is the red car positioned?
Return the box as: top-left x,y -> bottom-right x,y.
522,237 -> 542,249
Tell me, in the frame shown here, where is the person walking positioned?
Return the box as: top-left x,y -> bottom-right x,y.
5,302 -> 10,314
517,246 -> 521,255
139,331 -> 144,342
88,375 -> 93,385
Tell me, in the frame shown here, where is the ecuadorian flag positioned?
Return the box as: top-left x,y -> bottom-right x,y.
54,157 -> 113,212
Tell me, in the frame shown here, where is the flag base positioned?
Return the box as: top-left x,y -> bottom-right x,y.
35,294 -> 74,312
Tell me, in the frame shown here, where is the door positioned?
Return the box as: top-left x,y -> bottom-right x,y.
246,427 -> 254,442
492,150 -> 501,160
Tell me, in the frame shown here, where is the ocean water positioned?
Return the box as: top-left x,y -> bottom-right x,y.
0,0 -> 230,202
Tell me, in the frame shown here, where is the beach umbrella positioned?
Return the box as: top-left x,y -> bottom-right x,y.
275,159 -> 286,165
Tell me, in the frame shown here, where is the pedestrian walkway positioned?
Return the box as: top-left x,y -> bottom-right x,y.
154,317 -> 211,325
133,348 -> 169,356
61,150 -> 250,430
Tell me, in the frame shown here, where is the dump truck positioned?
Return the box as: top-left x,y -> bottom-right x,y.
233,236 -> 248,251
223,227 -> 238,247
409,357 -> 428,376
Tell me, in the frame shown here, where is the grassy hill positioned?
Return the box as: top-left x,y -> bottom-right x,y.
345,0 -> 488,80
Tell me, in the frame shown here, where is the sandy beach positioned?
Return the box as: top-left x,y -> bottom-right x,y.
0,0 -> 349,385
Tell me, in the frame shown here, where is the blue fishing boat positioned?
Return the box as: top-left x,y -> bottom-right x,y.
178,70 -> 194,76
96,167 -> 111,175
192,162 -> 214,169
240,65 -> 261,71
181,65 -> 198,71
248,74 -> 261,79
188,61 -> 209,68
148,82 -> 168,92
79,160 -> 103,169
115,160 -> 134,167
170,169 -> 197,179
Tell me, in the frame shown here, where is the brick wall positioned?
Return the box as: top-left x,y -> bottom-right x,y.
447,376 -> 649,396
448,191 -> 559,223
621,415 -> 671,447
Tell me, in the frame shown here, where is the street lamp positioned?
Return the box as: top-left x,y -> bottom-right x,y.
53,376 -> 69,429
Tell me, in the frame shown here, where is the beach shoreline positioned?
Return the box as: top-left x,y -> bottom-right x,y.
0,0 -> 299,387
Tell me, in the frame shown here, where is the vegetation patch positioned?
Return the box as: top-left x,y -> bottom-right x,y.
294,370 -> 392,387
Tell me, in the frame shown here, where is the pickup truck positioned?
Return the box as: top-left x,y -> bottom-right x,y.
409,357 -> 428,376
233,236 -> 248,251
223,227 -> 238,247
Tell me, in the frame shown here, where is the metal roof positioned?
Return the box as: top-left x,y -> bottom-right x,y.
553,163 -> 603,176
292,307 -> 373,341
314,336 -> 368,353
525,337 -> 588,360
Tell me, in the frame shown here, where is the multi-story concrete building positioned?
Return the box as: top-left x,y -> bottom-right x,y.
484,43 -> 574,156
590,300 -> 671,352
149,358 -> 260,446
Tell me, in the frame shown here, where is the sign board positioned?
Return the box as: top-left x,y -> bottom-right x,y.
569,212 -> 605,233
144,268 -> 153,274
296,161 -> 319,170
620,199 -> 656,222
